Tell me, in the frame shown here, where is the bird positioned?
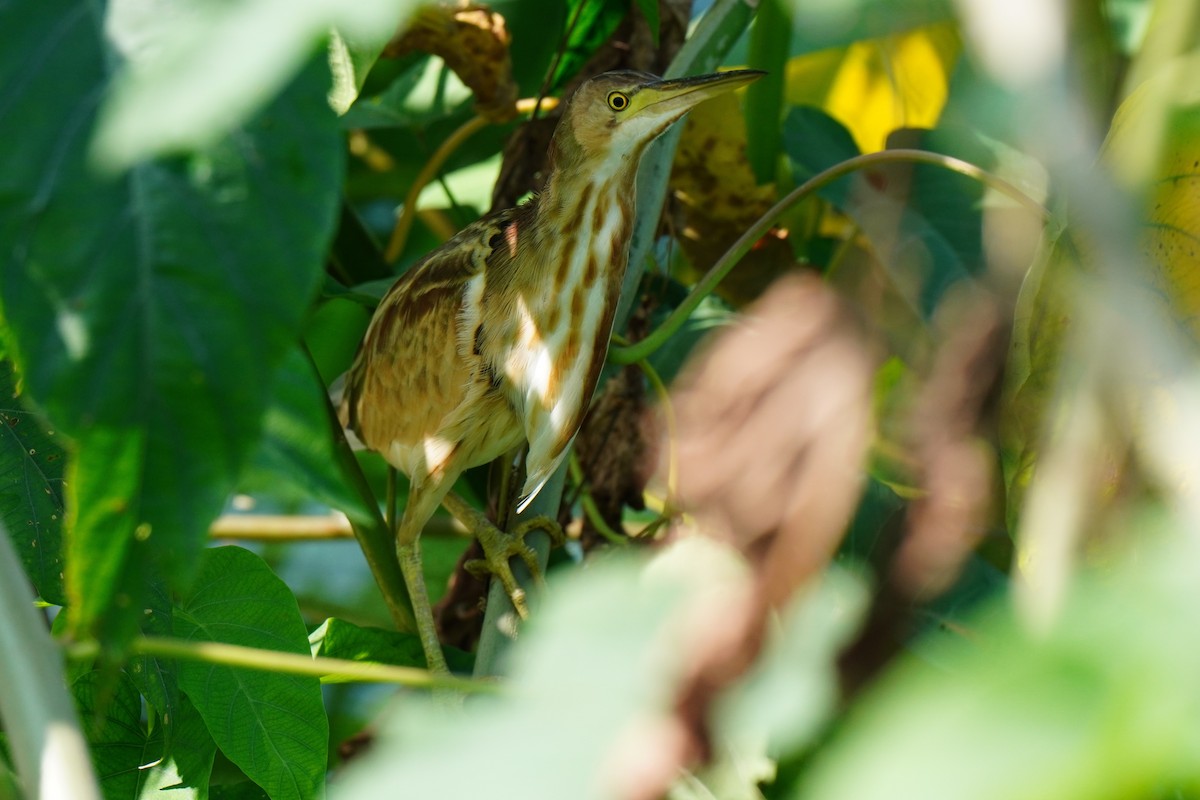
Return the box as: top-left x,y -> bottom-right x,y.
339,68 -> 765,674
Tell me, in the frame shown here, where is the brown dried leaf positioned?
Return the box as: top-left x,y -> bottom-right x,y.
384,2 -> 518,122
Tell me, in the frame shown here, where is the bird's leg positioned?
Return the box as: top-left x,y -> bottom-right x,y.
440,491 -> 564,619
392,470 -> 451,676
395,537 -> 450,676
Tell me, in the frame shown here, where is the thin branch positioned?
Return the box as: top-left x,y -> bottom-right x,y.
65,636 -> 496,694
610,148 -> 1055,365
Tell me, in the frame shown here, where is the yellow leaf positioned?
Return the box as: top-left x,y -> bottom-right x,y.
786,22 -> 961,153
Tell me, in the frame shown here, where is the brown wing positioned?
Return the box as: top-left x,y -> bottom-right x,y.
339,209 -> 522,479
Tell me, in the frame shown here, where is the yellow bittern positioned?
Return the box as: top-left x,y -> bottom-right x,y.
340,69 -> 764,673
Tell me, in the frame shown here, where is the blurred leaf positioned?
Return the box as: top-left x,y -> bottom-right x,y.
74,670 -> 216,799
209,784 -> 270,800
0,3 -> 343,639
92,0 -> 416,167
304,298 -> 372,386
126,577 -> 183,757
645,286 -> 736,386
781,105 -> 861,204
1000,231 -> 1077,524
794,531 -> 1200,800
0,361 -> 66,605
634,0 -> 660,42
242,347 -> 376,526
328,29 -> 391,116
550,0 -> 630,90
310,617 -> 473,674
174,547 -> 328,800
716,568 -> 868,758
333,540 -> 737,799
785,21 -> 960,153
1001,64 -> 1200,522
784,123 -> 988,317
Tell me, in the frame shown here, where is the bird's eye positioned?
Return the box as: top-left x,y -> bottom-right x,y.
607,91 -> 629,112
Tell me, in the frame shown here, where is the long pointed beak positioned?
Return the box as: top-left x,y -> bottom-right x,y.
634,69 -> 766,117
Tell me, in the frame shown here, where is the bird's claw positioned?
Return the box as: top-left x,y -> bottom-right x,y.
465,516 -> 562,619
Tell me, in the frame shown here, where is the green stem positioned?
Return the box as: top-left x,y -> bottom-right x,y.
610,148 -> 1055,365
744,0 -> 791,183
0,525 -> 101,800
396,539 -> 452,678
308,348 -> 416,632
569,452 -> 627,545
64,636 -> 490,693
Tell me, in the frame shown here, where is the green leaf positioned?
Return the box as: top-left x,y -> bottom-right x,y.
242,347 -> 376,526
633,0 -> 659,42
783,117 -> 985,317
332,539 -> 737,799
644,285 -> 735,386
74,670 -> 147,799
92,0 -> 416,167
174,547 -> 328,800
794,532 -> 1200,800
781,105 -> 862,205
310,617 -> 474,674
0,361 -> 66,605
549,0 -> 630,91
717,569 -> 867,756
0,3 -> 343,638
73,670 -> 216,799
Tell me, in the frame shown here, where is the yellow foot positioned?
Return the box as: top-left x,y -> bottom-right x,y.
464,516 -> 564,619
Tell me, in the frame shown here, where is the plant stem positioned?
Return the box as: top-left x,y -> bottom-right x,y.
744,0 -> 791,183
64,636 -> 493,693
309,348 -> 417,632
610,148 -> 1055,365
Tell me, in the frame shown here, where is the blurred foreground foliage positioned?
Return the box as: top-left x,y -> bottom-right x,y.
3,0 -> 1200,798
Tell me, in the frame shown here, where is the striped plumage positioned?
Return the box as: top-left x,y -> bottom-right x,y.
340,69 -> 763,673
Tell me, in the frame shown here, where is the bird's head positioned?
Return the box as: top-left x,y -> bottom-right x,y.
555,69 -> 765,171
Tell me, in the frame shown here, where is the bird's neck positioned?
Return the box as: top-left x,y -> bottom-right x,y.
529,140 -> 641,308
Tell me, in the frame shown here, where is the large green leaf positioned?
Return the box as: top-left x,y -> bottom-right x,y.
0,2 -> 343,637
1001,61 -> 1200,524
241,347 -> 375,526
174,547 -> 327,800
73,670 -> 216,800
332,540 -> 752,799
793,531 -> 1200,800
783,116 -> 987,317
93,0 -> 415,167
0,360 -> 66,605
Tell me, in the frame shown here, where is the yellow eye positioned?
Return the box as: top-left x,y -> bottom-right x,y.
607,91 -> 629,112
